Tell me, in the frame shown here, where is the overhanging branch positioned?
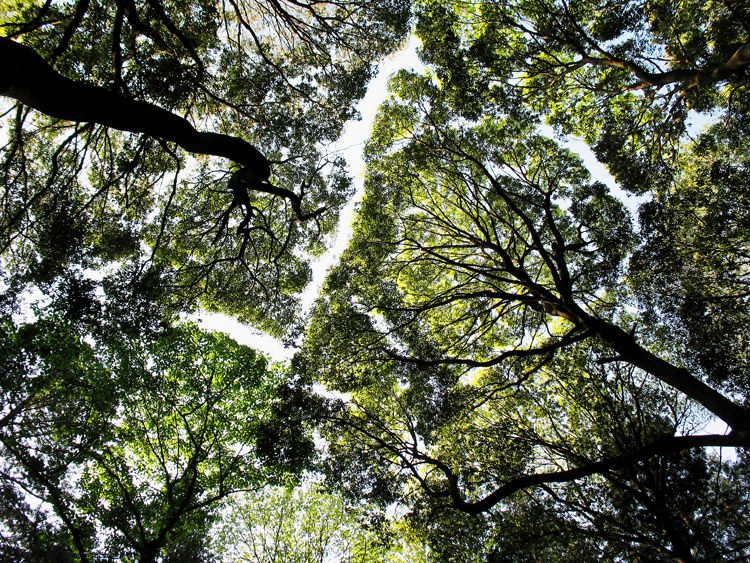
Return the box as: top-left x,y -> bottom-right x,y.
0,36 -> 270,178
448,433 -> 749,514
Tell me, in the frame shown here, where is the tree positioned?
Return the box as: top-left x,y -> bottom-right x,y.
4,0 -> 750,559
311,68 -> 749,431
631,117 -> 750,397
301,68 -> 750,558
0,312 -> 111,560
0,319 -> 315,561
213,482 -> 404,562
415,0 -> 750,192
0,0 -> 409,333
0,1 -> 410,559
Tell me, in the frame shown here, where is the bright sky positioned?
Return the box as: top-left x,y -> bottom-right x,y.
196,37 -> 424,361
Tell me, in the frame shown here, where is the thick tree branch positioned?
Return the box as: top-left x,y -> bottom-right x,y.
579,313 -> 750,433
0,36 -> 270,179
449,433 -> 749,515
580,41 -> 750,89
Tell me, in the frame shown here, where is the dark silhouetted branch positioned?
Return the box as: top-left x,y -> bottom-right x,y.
0,36 -> 270,179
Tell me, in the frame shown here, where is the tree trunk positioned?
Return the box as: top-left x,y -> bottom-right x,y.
581,41 -> 750,89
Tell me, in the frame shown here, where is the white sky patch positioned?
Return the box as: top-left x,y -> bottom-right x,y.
198,36 -> 424,361
299,36 -> 424,314
196,311 -> 296,361
561,136 -> 648,217
700,417 -> 737,461
312,382 -> 351,402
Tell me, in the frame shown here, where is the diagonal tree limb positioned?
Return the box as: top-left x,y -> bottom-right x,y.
0,36 -> 270,179
49,0 -> 90,63
445,433 -> 750,515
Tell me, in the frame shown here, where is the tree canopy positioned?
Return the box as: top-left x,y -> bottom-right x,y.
1,0 -> 409,333
2,0 -> 750,561
301,1 -> 750,559
0,318 -> 316,561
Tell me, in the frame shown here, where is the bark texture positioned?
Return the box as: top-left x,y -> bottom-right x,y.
581,40 -> 750,89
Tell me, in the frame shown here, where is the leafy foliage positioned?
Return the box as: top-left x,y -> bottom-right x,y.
302,16 -> 750,557
415,0 -> 750,192
632,118 -> 750,397
0,319 -> 316,560
0,0 -> 410,334
214,483 -> 406,562
2,0 -> 750,561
